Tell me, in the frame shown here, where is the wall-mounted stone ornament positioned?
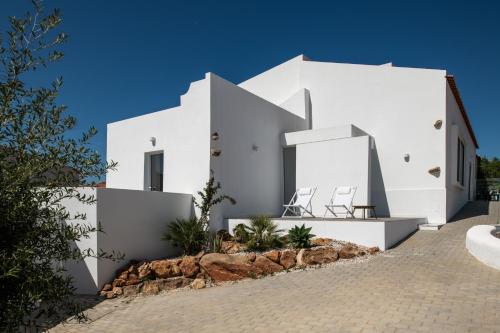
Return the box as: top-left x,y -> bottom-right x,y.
210,148 -> 221,157
211,132 -> 219,141
428,166 -> 441,177
434,120 -> 443,129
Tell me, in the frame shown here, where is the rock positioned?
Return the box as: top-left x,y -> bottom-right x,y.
221,241 -> 247,254
263,250 -> 280,263
368,247 -> 380,254
112,278 -> 126,287
241,252 -> 256,262
199,253 -> 263,282
123,283 -> 143,297
112,286 -> 123,296
104,291 -> 116,299
126,273 -> 142,286
151,259 -> 182,279
311,238 -> 334,247
179,256 -> 199,278
101,283 -> 112,292
118,271 -> 128,280
357,249 -> 367,256
142,277 -> 191,295
297,247 -> 338,266
137,262 -> 152,280
142,280 -> 161,295
279,249 -> 297,269
253,256 -> 284,274
339,245 -> 358,259
191,278 -> 206,289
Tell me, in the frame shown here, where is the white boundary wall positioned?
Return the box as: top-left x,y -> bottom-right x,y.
63,188 -> 192,294
466,225 -> 500,270
227,218 -> 424,250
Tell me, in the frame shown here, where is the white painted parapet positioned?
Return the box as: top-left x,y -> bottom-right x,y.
466,225 -> 500,270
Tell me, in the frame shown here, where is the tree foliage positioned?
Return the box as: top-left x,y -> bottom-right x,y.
0,2 -> 117,331
477,156 -> 500,179
194,170 -> 236,229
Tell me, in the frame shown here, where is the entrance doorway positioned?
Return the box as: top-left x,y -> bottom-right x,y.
145,151 -> 164,191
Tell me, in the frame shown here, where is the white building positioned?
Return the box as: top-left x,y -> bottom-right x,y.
107,55 -> 478,229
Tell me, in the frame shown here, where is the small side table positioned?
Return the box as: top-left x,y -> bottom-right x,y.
352,205 -> 377,219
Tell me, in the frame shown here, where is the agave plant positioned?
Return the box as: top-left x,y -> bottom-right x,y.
287,224 -> 315,248
245,216 -> 283,250
162,218 -> 207,255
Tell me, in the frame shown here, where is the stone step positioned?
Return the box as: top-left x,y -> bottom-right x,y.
418,223 -> 443,231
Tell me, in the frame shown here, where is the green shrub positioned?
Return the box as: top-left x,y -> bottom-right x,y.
208,232 -> 225,253
233,223 -> 250,243
287,224 -> 315,248
245,216 -> 283,250
162,218 -> 207,255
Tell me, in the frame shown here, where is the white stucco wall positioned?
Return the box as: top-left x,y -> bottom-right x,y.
445,82 -> 477,220
241,58 -> 452,223
61,187 -> 99,294
63,188 -> 193,294
209,74 -> 308,229
106,75 -> 211,197
294,136 -> 371,217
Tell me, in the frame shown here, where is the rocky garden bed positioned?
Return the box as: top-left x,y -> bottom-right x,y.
99,238 -> 379,299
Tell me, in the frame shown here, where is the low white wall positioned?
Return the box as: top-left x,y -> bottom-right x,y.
227,218 -> 420,250
466,225 -> 500,270
62,188 -> 99,294
64,188 -> 193,294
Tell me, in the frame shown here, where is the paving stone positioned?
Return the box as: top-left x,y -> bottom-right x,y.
49,201 -> 500,332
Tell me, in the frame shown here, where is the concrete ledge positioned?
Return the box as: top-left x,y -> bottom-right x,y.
227,217 -> 424,251
466,224 -> 500,270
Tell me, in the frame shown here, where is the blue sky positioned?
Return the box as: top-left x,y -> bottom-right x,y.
1,0 -> 499,158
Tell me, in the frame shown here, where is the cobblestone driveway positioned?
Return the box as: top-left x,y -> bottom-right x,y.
52,201 -> 500,333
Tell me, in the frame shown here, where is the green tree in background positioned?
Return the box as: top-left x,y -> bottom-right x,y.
0,2 -> 118,331
477,156 -> 500,179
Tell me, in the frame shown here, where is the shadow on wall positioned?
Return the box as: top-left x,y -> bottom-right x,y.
448,200 -> 491,223
370,144 -> 390,217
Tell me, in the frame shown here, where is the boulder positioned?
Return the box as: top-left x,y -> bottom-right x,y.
103,291 -> 115,299
151,259 -> 182,279
142,277 -> 191,295
253,255 -> 284,274
297,247 -> 338,266
199,253 -> 263,282
311,238 -> 334,247
279,249 -> 297,269
368,247 -> 380,254
123,283 -> 143,297
137,262 -> 152,280
179,256 -> 199,278
339,245 -> 358,259
221,241 -> 247,254
125,273 -> 141,286
112,286 -> 123,296
101,283 -> 112,292
191,278 -> 206,289
112,278 -> 126,288
118,271 -> 129,280
263,250 -> 280,263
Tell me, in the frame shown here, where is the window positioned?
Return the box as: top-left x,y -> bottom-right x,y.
145,152 -> 163,191
456,138 -> 465,186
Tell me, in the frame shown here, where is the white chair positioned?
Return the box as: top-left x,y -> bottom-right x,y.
282,187 -> 317,217
324,186 -> 357,218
